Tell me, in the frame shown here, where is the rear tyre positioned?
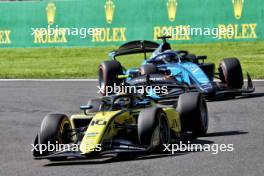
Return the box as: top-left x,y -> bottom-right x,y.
177,92 -> 208,137
140,64 -> 157,75
219,58 -> 243,89
34,114 -> 72,161
99,60 -> 123,95
138,108 -> 170,149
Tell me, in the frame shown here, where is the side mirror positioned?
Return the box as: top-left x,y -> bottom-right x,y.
197,55 -> 207,63
80,105 -> 93,115
80,105 -> 93,110
197,55 -> 207,60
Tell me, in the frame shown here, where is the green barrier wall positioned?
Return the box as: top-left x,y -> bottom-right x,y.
0,0 -> 262,47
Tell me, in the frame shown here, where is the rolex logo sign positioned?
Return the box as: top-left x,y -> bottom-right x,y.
167,0 -> 178,22
46,3 -> 56,25
104,0 -> 115,24
232,0 -> 244,20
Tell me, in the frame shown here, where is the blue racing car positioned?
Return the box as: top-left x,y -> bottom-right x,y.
98,36 -> 254,101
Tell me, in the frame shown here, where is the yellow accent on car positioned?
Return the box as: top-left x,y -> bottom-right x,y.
80,111 -> 120,154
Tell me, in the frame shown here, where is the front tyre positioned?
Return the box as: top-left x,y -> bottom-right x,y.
177,92 -> 208,137
138,108 -> 170,150
33,114 -> 72,160
219,58 -> 243,89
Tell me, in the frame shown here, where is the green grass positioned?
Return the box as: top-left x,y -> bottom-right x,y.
0,41 -> 264,79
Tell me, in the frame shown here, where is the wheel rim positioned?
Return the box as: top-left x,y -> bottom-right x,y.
150,113 -> 170,148
58,120 -> 71,144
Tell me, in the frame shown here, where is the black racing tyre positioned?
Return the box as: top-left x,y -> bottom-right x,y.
138,108 -> 170,148
35,114 -> 72,159
140,64 -> 157,75
177,92 -> 208,137
219,58 -> 243,89
199,63 -> 215,81
98,60 -> 123,95
33,134 -> 41,157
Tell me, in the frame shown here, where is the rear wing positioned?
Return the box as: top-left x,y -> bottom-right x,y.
110,40 -> 160,60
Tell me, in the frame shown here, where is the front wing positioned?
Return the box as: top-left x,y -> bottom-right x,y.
125,73 -> 255,102
33,140 -> 151,160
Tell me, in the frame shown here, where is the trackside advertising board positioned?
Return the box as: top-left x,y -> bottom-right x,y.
0,0 -> 262,47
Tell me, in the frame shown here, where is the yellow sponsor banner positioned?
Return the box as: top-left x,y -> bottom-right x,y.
0,30 -> 11,44
92,27 -> 127,42
33,28 -> 67,44
218,23 -> 257,39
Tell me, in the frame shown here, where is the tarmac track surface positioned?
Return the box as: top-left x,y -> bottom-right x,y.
0,81 -> 264,176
